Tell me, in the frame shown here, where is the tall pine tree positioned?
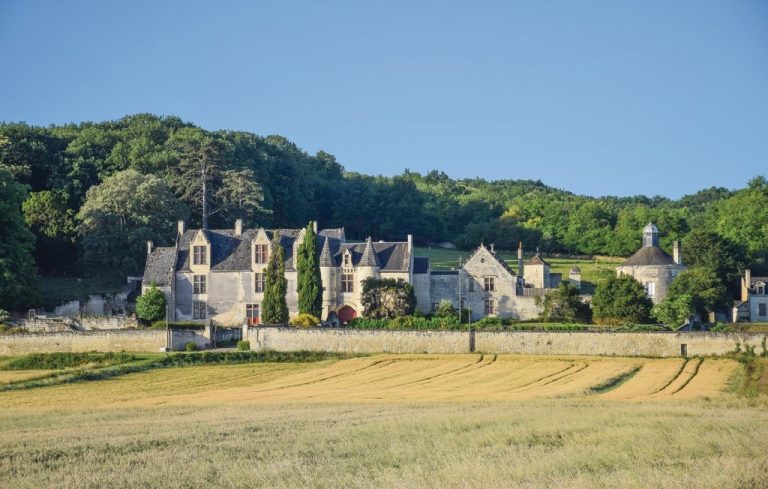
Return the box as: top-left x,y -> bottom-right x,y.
262,232 -> 289,324
297,222 -> 322,317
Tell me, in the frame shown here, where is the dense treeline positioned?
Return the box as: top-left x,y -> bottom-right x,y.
1,113 -> 767,309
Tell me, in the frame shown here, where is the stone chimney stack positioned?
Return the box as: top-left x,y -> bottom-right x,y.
312,220 -> 318,234
673,240 -> 682,265
742,269 -> 752,302
177,220 -> 185,236
517,241 -> 524,276
147,241 -> 154,255
235,219 -> 243,237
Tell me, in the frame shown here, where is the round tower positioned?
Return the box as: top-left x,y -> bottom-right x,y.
356,237 -> 381,285
319,236 -> 336,319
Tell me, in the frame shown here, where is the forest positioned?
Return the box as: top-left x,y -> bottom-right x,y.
1,113 -> 767,310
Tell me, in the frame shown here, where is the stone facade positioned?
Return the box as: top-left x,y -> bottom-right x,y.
615,223 -> 685,304
732,270 -> 768,322
0,330 -> 167,355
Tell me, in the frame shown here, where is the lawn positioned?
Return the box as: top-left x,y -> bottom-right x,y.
415,246 -> 622,293
0,354 -> 766,488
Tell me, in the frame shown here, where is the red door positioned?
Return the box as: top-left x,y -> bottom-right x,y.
338,306 -> 357,324
247,304 -> 260,325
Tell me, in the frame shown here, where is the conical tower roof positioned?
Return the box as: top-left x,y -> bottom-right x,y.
319,236 -> 334,267
359,237 -> 380,267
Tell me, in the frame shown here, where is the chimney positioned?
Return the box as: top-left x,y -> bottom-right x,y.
147,241 -> 153,255
407,234 -> 413,252
177,220 -> 185,236
517,241 -> 524,276
312,220 -> 318,234
743,269 -> 752,302
235,219 -> 242,237
673,240 -> 682,265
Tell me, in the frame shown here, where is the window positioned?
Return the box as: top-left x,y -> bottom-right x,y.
342,273 -> 354,292
343,253 -> 351,267
193,301 -> 207,320
760,303 -> 767,317
484,277 -> 495,292
468,280 -> 475,292
246,304 -> 260,325
758,285 -> 766,295
193,245 -> 207,265
193,275 -> 206,294
254,273 -> 265,293
254,244 -> 269,264
484,299 -> 495,315
645,282 -> 656,299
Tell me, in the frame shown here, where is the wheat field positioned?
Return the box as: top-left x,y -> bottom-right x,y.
0,354 -> 765,488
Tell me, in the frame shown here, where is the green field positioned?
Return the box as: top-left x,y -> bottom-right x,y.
415,246 -> 621,293
0,353 -> 766,488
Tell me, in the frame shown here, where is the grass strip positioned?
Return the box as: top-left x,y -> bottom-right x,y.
587,365 -> 642,395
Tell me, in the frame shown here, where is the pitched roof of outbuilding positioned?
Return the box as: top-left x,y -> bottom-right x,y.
143,246 -> 176,286
619,246 -> 678,267
526,254 -> 550,266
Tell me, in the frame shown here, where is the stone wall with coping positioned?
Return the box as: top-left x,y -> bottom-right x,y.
0,330 -> 167,355
246,327 -> 767,358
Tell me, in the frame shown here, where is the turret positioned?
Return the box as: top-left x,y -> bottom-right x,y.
357,237 -> 380,284
319,237 -> 336,318
643,223 -> 659,247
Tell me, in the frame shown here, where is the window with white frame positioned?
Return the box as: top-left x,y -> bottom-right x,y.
193,275 -> 206,294
193,301 -> 207,319
193,245 -> 207,265
484,299 -> 495,315
342,273 -> 354,292
254,273 -> 265,293
645,282 -> 656,299
254,244 -> 269,264
484,277 -> 495,292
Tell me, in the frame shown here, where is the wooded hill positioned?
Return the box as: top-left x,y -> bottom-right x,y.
1,113 -> 766,309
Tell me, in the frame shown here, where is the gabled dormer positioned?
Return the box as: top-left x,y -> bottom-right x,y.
251,228 -> 271,270
189,229 -> 211,274
341,248 -> 354,271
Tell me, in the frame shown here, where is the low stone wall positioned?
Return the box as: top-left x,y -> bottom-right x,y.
247,327 -> 469,354
0,330 -> 167,355
169,330 -> 211,351
247,327 -> 768,357
16,317 -> 140,332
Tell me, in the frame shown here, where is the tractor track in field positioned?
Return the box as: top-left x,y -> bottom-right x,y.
650,358 -> 690,395
254,359 -> 397,392
500,363 -> 578,393
389,354 -> 489,387
670,358 -> 703,395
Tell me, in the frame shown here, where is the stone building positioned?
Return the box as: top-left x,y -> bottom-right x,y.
142,220 -> 567,325
732,270 -> 768,322
143,220 -> 416,325
615,223 -> 685,304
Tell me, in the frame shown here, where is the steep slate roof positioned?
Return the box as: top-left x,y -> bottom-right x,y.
335,241 -> 410,272
485,246 -> 517,277
619,246 -> 677,267
358,238 -> 381,267
319,237 -> 334,267
143,247 -> 176,286
413,257 -> 430,274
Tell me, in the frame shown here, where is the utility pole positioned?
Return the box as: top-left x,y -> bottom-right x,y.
457,256 -> 462,324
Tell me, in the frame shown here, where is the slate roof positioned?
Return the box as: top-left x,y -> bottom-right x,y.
143,247 -> 176,286
358,238 -> 381,267
413,257 -> 430,274
144,226 -> 417,276
751,277 -> 768,286
570,266 -> 581,273
336,241 -> 410,272
486,247 -> 518,277
619,246 -> 678,267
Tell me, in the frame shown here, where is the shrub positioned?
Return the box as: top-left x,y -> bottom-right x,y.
2,352 -> 135,370
151,321 -> 205,330
184,341 -> 198,352
291,313 -> 320,328
236,340 -> 251,351
0,309 -> 9,325
591,274 -> 653,324
136,284 -> 166,322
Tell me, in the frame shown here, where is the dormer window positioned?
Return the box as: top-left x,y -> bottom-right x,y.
757,285 -> 765,295
193,246 -> 207,265
343,252 -> 351,267
254,244 -> 269,264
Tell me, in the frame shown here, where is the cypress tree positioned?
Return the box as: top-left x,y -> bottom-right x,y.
262,232 -> 289,324
297,222 -> 322,317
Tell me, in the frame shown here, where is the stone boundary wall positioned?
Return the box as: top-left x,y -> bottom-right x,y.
247,327 -> 768,357
15,317 -> 140,332
0,330 -> 167,355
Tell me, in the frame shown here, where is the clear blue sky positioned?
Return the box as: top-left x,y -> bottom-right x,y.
2,1 -> 767,198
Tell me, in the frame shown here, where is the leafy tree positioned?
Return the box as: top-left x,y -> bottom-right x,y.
22,190 -> 77,273
666,267 -> 728,318
434,300 -> 456,318
135,284 -> 166,322
296,222 -> 322,317
77,169 -> 188,274
361,278 -> 416,318
537,283 -> 592,324
682,228 -> 748,299
652,293 -> 695,327
0,165 -> 40,310
262,233 -> 289,324
591,274 -> 654,325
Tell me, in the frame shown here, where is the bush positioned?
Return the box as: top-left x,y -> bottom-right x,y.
236,340 -> 251,351
150,321 -> 205,330
184,341 -> 198,352
136,284 -> 166,322
2,352 -> 135,370
0,309 -> 9,325
291,313 -> 320,328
